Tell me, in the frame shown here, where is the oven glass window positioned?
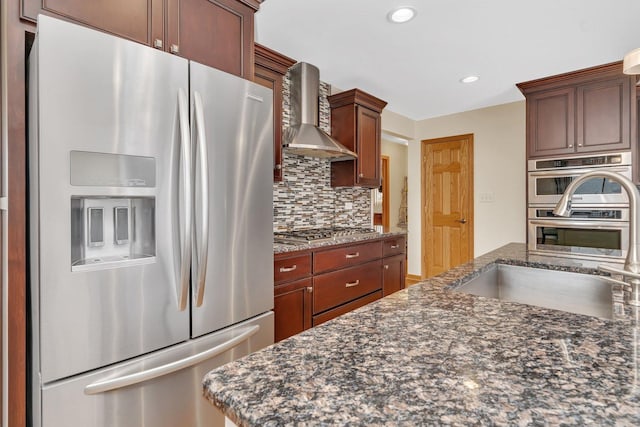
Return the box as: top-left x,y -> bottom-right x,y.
536,227 -> 621,250
536,177 -> 621,196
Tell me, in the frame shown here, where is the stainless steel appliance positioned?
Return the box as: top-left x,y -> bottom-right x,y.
28,16 -> 274,427
527,152 -> 632,205
527,207 -> 629,261
527,152 -> 632,262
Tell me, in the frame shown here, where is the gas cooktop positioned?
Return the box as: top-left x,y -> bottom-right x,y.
274,227 -> 379,244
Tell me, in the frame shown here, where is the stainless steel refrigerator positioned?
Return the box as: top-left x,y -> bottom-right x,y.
28,15 -> 274,427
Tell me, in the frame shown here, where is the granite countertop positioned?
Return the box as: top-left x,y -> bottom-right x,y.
273,228 -> 407,254
204,243 -> 640,425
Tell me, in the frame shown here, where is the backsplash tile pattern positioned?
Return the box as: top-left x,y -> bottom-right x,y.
273,72 -> 371,231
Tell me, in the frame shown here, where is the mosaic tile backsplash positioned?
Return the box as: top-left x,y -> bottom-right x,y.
273,72 -> 371,231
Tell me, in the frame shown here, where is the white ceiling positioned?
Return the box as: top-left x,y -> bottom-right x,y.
255,0 -> 640,121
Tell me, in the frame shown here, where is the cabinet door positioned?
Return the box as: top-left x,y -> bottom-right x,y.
274,278 -> 312,342
22,0 -> 163,46
254,65 -> 284,181
167,0 -> 255,78
527,87 -> 576,157
382,254 -> 405,296
356,106 -> 381,187
577,77 -> 632,153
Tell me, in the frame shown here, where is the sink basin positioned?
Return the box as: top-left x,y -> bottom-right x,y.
454,264 -> 615,319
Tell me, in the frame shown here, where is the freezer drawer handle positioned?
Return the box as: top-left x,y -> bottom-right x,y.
193,91 -> 210,307
83,325 -> 260,395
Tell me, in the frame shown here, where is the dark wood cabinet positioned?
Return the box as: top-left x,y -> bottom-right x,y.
382,254 -> 405,296
517,61 -> 636,159
274,278 -> 312,343
274,235 -> 406,340
253,44 -> 296,181
382,236 -> 406,297
328,89 -> 387,188
273,251 -> 312,342
22,0 -> 260,78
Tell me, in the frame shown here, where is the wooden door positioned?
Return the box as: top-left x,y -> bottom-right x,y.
373,156 -> 389,227
422,135 -> 474,277
167,0 -> 256,78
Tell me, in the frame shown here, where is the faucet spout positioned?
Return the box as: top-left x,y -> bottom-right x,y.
552,170 -> 640,274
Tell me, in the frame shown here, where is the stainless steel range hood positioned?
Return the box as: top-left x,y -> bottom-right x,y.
283,62 -> 357,159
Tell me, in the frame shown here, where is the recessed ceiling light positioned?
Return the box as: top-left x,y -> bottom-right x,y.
388,7 -> 417,24
460,75 -> 479,84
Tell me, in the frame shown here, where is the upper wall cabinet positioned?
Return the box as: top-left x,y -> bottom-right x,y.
22,0 -> 260,78
328,89 -> 387,188
253,44 -> 296,181
517,62 -> 636,158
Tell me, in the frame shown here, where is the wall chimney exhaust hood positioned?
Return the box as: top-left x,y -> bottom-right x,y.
283,62 -> 357,160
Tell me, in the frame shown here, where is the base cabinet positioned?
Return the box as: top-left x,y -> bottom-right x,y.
274,278 -> 312,342
383,254 -> 405,296
273,235 -> 406,342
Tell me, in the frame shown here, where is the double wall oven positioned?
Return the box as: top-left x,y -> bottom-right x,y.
527,152 -> 632,262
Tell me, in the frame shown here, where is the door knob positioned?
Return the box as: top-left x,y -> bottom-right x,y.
457,218 -> 467,224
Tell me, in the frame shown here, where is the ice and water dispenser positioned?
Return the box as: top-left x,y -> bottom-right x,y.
69,151 -> 156,271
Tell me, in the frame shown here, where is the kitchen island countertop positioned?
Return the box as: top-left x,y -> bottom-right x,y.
204,243 -> 640,425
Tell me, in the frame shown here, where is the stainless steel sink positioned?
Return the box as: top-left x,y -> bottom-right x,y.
454,264 -> 615,319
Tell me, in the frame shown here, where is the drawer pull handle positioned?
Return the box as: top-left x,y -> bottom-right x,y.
345,252 -> 360,259
345,280 -> 360,288
279,265 -> 297,273
390,244 -> 399,249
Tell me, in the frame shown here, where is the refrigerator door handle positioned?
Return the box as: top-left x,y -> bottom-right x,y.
193,91 -> 210,307
177,88 -> 192,311
83,325 -> 260,395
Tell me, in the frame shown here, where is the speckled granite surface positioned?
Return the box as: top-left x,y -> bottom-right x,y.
273,229 -> 406,254
204,243 -> 640,425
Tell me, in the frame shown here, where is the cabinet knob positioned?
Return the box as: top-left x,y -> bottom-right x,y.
358,173 -> 364,178
153,39 -> 163,49
170,44 -> 180,54
275,164 -> 282,170
384,265 -> 389,270
569,144 -> 573,148
306,287 -> 313,293
578,143 -> 583,147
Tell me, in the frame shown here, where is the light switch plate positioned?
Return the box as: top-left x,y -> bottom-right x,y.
479,192 -> 495,203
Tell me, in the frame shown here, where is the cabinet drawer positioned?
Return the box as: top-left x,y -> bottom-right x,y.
274,253 -> 312,284
382,236 -> 406,257
314,241 -> 382,273
313,260 -> 382,314
313,290 -> 382,326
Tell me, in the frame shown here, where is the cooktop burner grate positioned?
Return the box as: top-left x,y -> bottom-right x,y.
274,227 -> 379,243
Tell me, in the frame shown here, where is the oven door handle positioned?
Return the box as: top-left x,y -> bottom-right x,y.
529,166 -> 632,177
529,219 -> 627,229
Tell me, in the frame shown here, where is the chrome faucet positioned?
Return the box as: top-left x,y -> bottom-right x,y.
553,170 -> 640,305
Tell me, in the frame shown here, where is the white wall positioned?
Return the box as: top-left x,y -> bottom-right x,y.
381,139 -> 408,228
406,101 -> 526,276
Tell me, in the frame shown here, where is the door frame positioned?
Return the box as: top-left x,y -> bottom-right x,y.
421,134 -> 474,278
